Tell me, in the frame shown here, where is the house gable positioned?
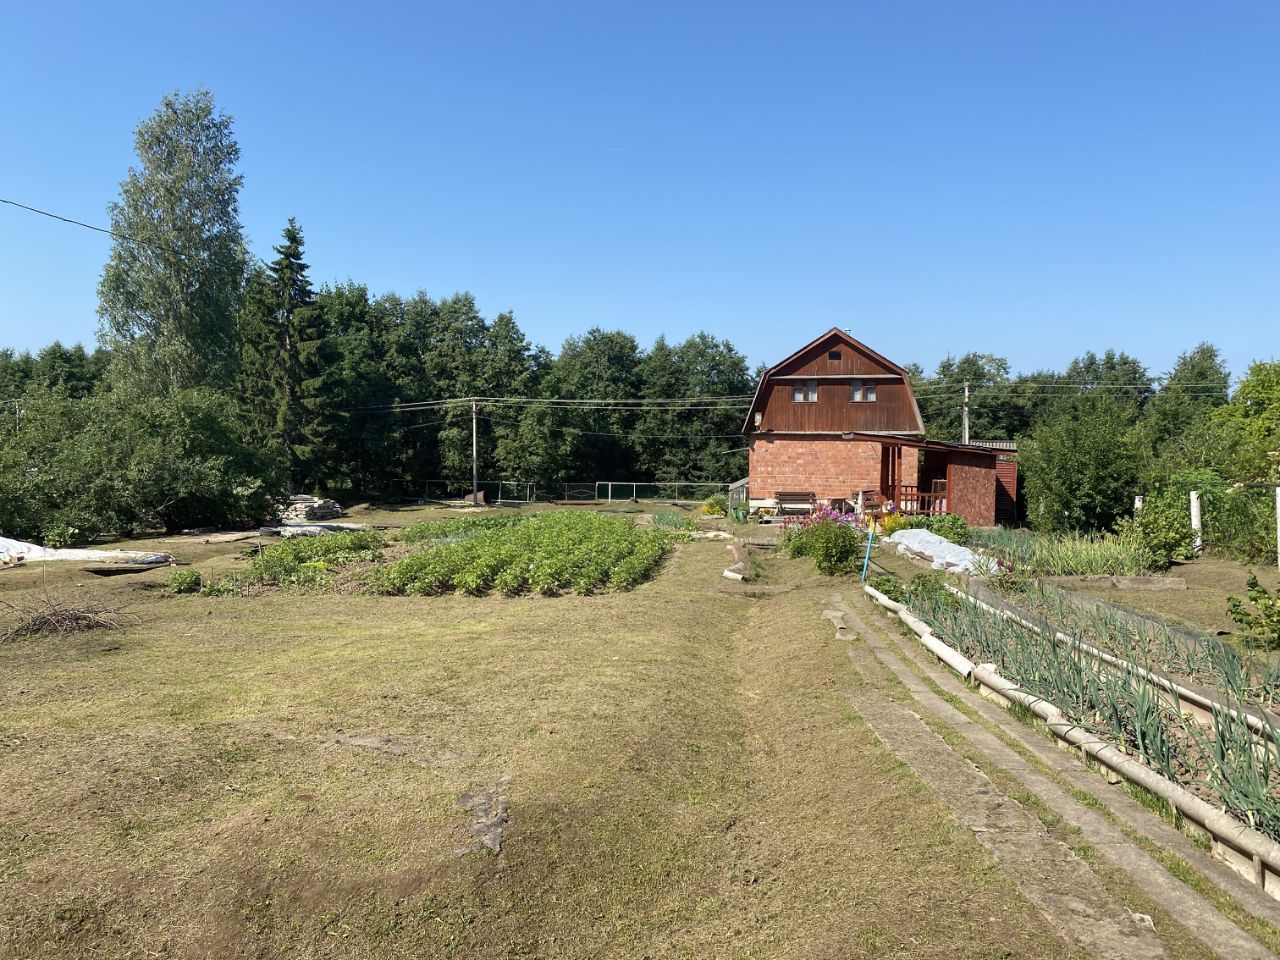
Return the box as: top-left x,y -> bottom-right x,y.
743,328 -> 924,436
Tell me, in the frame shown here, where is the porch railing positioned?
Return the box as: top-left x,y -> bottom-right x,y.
893,484 -> 946,516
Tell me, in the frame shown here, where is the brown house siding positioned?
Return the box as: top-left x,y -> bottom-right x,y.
754,379 -> 920,434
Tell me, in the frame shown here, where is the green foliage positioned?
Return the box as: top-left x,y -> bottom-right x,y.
868,573 -> 905,603
40,520 -> 88,548
373,512 -> 673,597
701,493 -> 729,516
1227,575 -> 1280,649
238,219 -> 336,490
923,513 -> 970,544
905,571 -> 956,608
97,89 -> 245,393
168,569 -> 202,594
0,388 -> 284,541
1121,489 -> 1195,570
248,531 -> 383,586
970,527 -> 1151,576
784,519 -> 865,575
398,514 -> 528,543
651,510 -> 696,532
1022,394 -> 1144,533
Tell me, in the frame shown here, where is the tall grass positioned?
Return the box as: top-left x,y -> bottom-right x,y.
969,527 -> 1150,576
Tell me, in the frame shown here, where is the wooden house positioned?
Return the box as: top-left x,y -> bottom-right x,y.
742,328 -> 1000,526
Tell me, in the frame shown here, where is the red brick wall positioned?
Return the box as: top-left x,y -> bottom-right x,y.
749,436 -> 917,502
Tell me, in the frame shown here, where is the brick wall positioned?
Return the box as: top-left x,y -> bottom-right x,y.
749,436 -> 918,502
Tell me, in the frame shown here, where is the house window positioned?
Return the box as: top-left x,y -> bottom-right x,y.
828,350 -> 842,361
851,379 -> 877,402
791,379 -> 818,402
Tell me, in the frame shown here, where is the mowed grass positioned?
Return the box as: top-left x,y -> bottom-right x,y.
1066,554 -> 1280,637
0,509 -> 1068,959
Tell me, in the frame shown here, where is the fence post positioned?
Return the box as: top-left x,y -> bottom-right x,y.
607,482 -> 612,502
1190,490 -> 1203,555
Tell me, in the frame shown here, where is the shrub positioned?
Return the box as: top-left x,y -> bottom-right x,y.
168,569 -> 202,594
925,513 -> 970,544
784,512 -> 866,575
1120,489 -> 1194,570
0,387 -> 283,541
880,513 -> 912,537
1227,574 -> 1280,649
700,494 -> 729,516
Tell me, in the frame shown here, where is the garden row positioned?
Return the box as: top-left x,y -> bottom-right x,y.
171,512 -> 680,598
875,571 -> 1280,847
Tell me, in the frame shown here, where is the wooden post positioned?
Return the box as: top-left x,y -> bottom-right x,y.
471,398 -> 478,505
1190,490 -> 1203,555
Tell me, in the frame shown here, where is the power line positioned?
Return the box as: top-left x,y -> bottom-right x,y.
476,412 -> 742,440
0,196 -> 179,257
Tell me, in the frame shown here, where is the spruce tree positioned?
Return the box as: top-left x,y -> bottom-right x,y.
238,219 -> 331,490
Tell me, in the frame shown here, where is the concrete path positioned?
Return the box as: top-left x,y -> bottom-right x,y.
827,591 -> 1280,960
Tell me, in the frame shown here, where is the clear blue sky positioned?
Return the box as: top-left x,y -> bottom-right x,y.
1,2 -> 1276,378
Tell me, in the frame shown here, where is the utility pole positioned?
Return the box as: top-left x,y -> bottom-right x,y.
962,381 -> 970,445
471,397 -> 479,505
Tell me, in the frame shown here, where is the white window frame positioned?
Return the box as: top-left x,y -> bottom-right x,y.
791,379 -> 818,402
851,379 -> 878,402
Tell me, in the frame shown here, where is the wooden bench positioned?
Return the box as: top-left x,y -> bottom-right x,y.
774,491 -> 817,515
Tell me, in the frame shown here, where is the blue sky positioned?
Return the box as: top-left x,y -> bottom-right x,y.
1,2 -> 1276,377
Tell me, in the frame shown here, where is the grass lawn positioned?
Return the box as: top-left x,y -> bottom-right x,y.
0,507 -> 1069,959
1065,554 -> 1280,637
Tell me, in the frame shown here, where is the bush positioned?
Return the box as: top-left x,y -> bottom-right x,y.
1227,574 -> 1280,649
168,568 -> 202,594
784,512 -> 866,575
925,513 -> 970,544
881,513 -> 912,537
700,494 -> 729,516
1121,489 -> 1194,570
0,387 -> 284,541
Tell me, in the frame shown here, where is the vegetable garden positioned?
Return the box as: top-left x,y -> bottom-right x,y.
891,572 -> 1280,846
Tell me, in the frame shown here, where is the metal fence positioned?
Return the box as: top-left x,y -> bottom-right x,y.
421,479 -> 734,504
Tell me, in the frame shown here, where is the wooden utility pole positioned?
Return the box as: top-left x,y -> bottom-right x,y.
471,398 -> 479,505
962,381 -> 970,445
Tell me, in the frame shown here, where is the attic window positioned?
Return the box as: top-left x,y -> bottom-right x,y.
828,350 -> 842,361
791,379 -> 818,402
851,379 -> 877,403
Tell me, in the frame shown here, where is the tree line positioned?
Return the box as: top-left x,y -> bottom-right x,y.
1,88 -> 1276,552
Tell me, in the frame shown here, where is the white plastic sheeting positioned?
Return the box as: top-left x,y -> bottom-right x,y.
885,528 -> 983,573
0,536 -> 170,565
